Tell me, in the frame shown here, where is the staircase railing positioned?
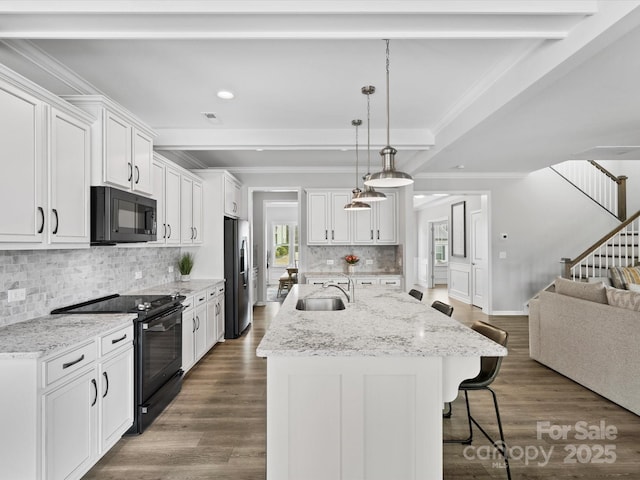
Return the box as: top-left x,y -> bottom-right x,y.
561,211 -> 640,280
551,160 -> 627,221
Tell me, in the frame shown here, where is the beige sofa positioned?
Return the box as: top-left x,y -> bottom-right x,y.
529,283 -> 640,416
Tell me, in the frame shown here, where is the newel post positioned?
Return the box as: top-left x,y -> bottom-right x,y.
617,175 -> 628,221
560,258 -> 572,279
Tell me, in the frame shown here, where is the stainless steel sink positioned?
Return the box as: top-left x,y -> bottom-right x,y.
295,297 -> 346,311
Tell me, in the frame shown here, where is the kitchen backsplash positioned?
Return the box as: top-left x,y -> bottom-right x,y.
0,247 -> 181,328
305,245 -> 400,274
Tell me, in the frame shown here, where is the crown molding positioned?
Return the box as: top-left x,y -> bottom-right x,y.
413,171 -> 528,180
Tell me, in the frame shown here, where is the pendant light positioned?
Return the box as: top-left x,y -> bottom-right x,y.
344,119 -> 371,211
365,39 -> 414,188
358,85 -> 387,202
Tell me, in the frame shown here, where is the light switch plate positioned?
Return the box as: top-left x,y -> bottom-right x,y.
168,266 -> 174,273
365,259 -> 373,265
7,288 -> 26,302
135,271 -> 143,279
326,259 -> 334,265
499,251 -> 507,259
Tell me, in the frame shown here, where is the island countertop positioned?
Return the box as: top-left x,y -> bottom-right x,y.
256,285 -> 507,358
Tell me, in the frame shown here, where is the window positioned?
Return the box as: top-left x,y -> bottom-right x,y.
434,222 -> 448,263
273,223 -> 298,267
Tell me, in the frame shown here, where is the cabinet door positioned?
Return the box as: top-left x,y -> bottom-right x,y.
99,346 -> 133,453
216,294 -> 225,342
165,167 -> 181,245
352,208 -> 375,244
151,160 -> 166,243
0,82 -> 44,243
180,176 -> 194,244
376,191 -> 398,244
50,109 -> 91,245
224,176 -> 240,217
132,129 -> 153,195
181,309 -> 196,372
103,110 -> 132,190
44,369 -> 97,480
192,180 -> 203,244
194,304 -> 208,361
307,192 -> 329,244
206,299 -> 217,350
330,192 -> 351,244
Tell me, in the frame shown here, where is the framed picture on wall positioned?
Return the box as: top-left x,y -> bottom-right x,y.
451,201 -> 466,257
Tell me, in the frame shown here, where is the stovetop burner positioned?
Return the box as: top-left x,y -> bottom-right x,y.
51,293 -> 184,318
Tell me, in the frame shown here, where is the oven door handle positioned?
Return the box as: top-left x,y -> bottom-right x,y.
142,305 -> 184,331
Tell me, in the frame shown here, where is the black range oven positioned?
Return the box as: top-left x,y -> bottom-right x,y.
52,293 -> 185,434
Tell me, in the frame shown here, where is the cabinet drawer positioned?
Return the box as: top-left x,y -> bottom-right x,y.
101,325 -> 134,357
45,342 -> 96,386
181,295 -> 195,312
356,278 -> 379,287
207,286 -> 217,302
380,278 -> 401,287
195,291 -> 207,306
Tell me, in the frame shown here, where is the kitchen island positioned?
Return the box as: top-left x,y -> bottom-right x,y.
257,285 -> 507,480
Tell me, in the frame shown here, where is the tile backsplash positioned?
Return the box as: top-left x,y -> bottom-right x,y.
0,246 -> 181,328
305,245 -> 400,274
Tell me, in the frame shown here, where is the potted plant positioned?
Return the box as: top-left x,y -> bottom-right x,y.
178,252 -> 194,281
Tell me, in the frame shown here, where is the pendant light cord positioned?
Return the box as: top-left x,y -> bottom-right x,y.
352,119 -> 362,188
367,90 -> 371,174
385,39 -> 391,146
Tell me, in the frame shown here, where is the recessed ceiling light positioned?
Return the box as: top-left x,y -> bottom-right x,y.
217,90 -> 235,100
414,195 -> 425,199
256,148 -> 264,152
340,148 -> 348,152
433,193 -> 450,197
455,164 -> 465,169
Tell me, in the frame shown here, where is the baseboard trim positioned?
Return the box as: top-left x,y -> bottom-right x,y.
491,310 -> 527,316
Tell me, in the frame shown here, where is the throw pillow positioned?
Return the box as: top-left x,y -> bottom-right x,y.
608,266 -> 640,289
628,283 -> 640,293
605,286 -> 640,312
587,276 -> 612,287
554,277 -> 608,304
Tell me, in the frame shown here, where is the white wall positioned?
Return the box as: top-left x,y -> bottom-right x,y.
597,160 -> 640,215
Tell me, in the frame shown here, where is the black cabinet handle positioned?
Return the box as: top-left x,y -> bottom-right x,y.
91,378 -> 98,407
102,372 -> 109,398
332,230 -> 335,240
135,165 -> 140,184
377,230 -> 380,240
191,227 -> 194,240
193,227 -> 197,239
325,230 -> 328,240
37,207 -> 44,234
111,333 -> 127,344
128,162 -> 133,181
52,209 -> 59,235
167,224 -> 172,238
62,354 -> 85,369
163,224 -> 167,239
192,317 -> 196,333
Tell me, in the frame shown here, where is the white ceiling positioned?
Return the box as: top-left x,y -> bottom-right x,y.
1,1 -> 640,175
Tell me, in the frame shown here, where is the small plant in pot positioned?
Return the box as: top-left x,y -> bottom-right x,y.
178,252 -> 194,281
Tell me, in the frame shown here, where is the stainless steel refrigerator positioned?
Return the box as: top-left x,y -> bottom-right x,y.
224,217 -> 250,338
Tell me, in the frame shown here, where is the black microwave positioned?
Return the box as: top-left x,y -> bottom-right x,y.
91,186 -> 157,244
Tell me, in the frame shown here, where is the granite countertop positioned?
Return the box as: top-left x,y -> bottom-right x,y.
0,313 -> 135,360
130,279 -> 225,296
256,285 -> 507,358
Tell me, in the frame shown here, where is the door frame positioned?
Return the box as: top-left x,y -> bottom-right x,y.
427,217 -> 448,289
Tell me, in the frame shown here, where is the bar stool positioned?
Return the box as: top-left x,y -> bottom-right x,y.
444,321 -> 511,480
431,300 -> 454,317
409,289 -> 423,301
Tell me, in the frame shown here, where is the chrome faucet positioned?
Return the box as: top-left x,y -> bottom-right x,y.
322,273 -> 355,303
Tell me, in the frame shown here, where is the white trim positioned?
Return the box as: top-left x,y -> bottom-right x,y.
414,172 -> 528,180
490,310 -> 527,316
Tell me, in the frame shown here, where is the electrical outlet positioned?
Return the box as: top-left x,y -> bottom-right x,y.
326,259 -> 334,265
168,265 -> 174,273
135,271 -> 143,280
499,251 -> 507,259
365,259 -> 373,265
7,288 -> 26,302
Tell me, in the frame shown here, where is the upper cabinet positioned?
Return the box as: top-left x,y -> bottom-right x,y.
181,175 -> 203,245
0,66 -> 93,250
307,191 -> 351,245
306,189 -> 398,245
63,95 -> 155,196
352,191 -> 398,245
224,175 -> 241,218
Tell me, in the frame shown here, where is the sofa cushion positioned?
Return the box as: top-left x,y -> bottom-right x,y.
554,277 -> 607,304
628,283 -> 640,293
587,276 -> 612,287
606,286 -> 640,311
608,266 -> 640,289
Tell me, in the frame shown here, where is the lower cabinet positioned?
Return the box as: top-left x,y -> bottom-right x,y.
0,323 -> 134,480
307,275 -> 402,289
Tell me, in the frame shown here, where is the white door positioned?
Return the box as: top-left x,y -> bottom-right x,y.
151,160 -> 166,244
330,191 -> 351,243
471,210 -> 488,309
376,191 -> 398,244
165,167 -> 181,245
132,129 -> 153,195
182,308 -> 196,372
181,176 -> 194,244
99,347 -> 133,453
50,109 -> 91,244
104,110 -> 131,190
307,192 -> 329,244
352,207 -> 375,244
192,181 -> 203,244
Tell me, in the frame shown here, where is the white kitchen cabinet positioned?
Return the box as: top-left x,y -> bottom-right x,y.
194,299 -> 208,361
151,160 -> 167,244
352,191 -> 398,245
205,282 -> 225,348
49,108 -> 91,245
181,295 -> 196,372
355,277 -> 379,287
63,95 -> 155,196
165,166 -> 182,245
181,175 -> 204,245
306,190 -> 352,245
307,275 -> 401,289
0,68 -> 93,250
216,285 -> 225,343
206,293 -> 217,350
44,368 -> 97,480
224,174 -> 241,217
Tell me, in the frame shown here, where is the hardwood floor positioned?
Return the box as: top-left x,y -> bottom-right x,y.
84,291 -> 640,479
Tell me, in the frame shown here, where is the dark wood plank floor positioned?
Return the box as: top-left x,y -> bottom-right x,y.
84,289 -> 640,479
